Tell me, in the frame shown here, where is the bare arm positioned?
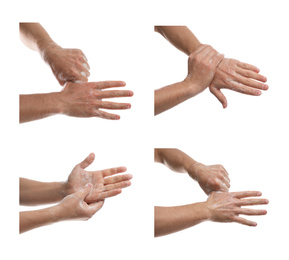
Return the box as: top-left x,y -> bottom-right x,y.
155,26 -> 268,108
19,23 -> 90,85
155,148 -> 230,194
155,26 -> 201,55
155,191 -> 268,237
20,178 -> 65,206
20,184 -> 104,233
19,81 -> 133,123
154,45 -> 223,115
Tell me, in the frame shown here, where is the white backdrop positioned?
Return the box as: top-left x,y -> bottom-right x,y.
1,0 -> 288,259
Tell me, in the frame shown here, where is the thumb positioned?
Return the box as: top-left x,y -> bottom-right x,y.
209,86 -> 228,108
79,153 -> 95,169
77,183 -> 93,199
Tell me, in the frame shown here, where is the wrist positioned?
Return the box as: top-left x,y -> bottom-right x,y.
198,202 -> 211,222
187,161 -> 203,181
182,77 -> 204,97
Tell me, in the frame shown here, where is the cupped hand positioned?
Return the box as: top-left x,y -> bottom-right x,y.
206,191 -> 269,226
57,184 -> 104,221
64,153 -> 132,203
42,43 -> 90,86
59,81 -> 133,119
189,163 -> 230,195
185,44 -> 224,94
209,58 -> 268,108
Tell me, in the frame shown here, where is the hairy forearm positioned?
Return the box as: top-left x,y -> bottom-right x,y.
19,23 -> 55,53
155,148 -> 198,174
155,26 -> 201,56
20,178 -> 66,206
20,205 -> 61,233
154,202 -> 209,237
154,79 -> 201,115
19,92 -> 63,123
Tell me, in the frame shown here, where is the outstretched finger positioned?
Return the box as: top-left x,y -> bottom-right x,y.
227,81 -> 262,96
235,67 -> 267,83
92,81 -> 126,90
98,189 -> 122,200
237,61 -> 260,73
99,101 -> 131,110
233,216 -> 257,226
99,90 -> 134,99
237,198 -> 269,206
100,167 -> 127,177
209,86 -> 228,108
79,153 -> 95,169
232,191 -> 262,199
235,208 -> 267,216
103,180 -> 131,191
235,74 -> 268,91
104,173 -> 133,184
94,110 -> 120,120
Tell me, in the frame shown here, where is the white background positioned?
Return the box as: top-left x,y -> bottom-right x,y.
1,0 -> 288,259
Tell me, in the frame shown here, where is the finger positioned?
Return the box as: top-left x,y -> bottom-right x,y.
234,74 -> 268,91
235,67 -> 267,83
79,153 -> 95,169
235,208 -> 267,216
101,167 -> 127,177
237,61 -> 260,73
99,101 -> 131,110
219,176 -> 230,189
94,110 -> 120,120
209,86 -> 228,108
82,62 -> 90,71
92,81 -> 126,90
98,189 -> 122,200
237,198 -> 269,206
103,180 -> 132,191
98,90 -> 134,99
104,173 -> 132,184
78,183 -> 93,199
80,70 -> 90,78
233,216 -> 257,226
227,81 -> 262,95
232,191 -> 262,199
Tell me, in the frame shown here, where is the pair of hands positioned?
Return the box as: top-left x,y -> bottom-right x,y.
185,44 -> 268,108
42,43 -> 133,120
188,162 -> 268,226
56,153 -> 132,221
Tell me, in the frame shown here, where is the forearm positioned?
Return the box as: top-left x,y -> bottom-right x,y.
19,23 -> 55,53
154,79 -> 201,115
20,178 -> 66,206
155,26 -> 201,56
154,148 -> 198,174
19,92 -> 63,123
154,202 -> 209,237
20,205 -> 61,233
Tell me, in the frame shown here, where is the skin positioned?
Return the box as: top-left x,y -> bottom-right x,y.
155,191 -> 269,237
20,184 -> 104,234
155,148 -> 230,194
19,154 -> 132,233
155,44 -> 224,115
20,153 -> 132,206
19,23 -> 90,85
19,81 -> 134,123
154,26 -> 268,110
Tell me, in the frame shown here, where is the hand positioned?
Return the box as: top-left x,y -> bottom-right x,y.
59,81 -> 133,119
184,44 -> 224,95
189,163 -> 230,195
64,153 -> 132,203
205,191 -> 269,226
42,43 -> 90,86
209,58 -> 268,108
56,184 -> 104,221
